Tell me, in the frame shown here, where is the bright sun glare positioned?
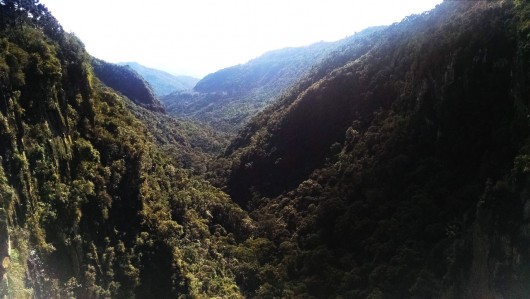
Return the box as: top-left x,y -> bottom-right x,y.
39,0 -> 442,78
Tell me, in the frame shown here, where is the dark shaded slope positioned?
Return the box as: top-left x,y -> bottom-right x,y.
222,1 -> 530,298
0,2 -> 251,298
224,26 -> 390,205
91,58 -> 165,112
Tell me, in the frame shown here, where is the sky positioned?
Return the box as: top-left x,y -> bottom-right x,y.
39,0 -> 442,78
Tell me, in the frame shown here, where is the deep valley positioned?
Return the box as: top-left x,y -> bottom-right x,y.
1,0 -> 530,298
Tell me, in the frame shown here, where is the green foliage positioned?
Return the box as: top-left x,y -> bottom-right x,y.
161,37 -> 377,133
2,1 -> 530,298
0,2 -> 254,298
126,100 -> 230,174
222,1 -> 530,298
91,58 -> 164,112
222,26 -> 385,205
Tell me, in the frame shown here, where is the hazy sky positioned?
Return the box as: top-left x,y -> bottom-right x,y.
40,0 -> 442,78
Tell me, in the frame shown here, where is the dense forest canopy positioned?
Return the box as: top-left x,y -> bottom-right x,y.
221,1 -> 530,297
1,0 -> 530,298
90,58 -> 165,113
160,36 -> 384,134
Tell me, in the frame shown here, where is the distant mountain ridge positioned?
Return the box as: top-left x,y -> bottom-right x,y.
119,62 -> 199,97
161,29 -> 385,133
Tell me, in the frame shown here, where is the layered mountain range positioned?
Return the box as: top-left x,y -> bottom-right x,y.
161,29 -> 383,133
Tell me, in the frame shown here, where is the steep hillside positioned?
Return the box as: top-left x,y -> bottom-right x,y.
4,0 -> 530,298
224,26 -> 387,202
128,102 -> 230,174
0,2 -> 253,298
162,32 -> 382,133
119,62 -> 199,97
223,1 -> 530,297
91,58 -> 165,112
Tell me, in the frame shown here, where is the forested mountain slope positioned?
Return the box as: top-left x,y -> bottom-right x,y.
0,2 -> 253,298
162,31 -> 383,133
118,62 -> 199,98
223,1 -> 530,297
91,58 -> 165,112
3,0 -> 530,298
